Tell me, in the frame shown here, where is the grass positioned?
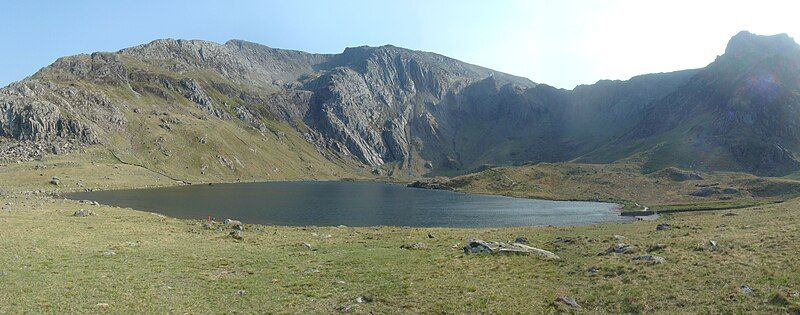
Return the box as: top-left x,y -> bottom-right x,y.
2,153 -> 800,312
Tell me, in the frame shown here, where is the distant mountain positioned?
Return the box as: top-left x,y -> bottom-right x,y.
1,31 -> 798,178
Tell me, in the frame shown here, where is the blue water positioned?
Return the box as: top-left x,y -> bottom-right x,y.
67,181 -> 628,228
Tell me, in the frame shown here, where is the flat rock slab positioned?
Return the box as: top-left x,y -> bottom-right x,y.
464,239 -> 560,260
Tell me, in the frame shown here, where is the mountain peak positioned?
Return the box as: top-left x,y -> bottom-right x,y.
724,31 -> 799,58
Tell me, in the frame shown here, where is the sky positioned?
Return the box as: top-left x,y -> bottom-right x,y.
2,0 -> 800,89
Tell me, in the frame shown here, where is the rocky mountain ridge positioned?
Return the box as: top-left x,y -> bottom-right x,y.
1,31 -> 799,178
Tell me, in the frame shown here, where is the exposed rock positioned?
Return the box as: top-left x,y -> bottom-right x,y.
514,236 -> 529,244
631,255 -> 665,265
401,242 -> 427,250
463,239 -> 559,259
740,285 -> 754,295
605,243 -> 639,254
554,296 -> 580,308
50,177 -> 60,186
100,250 -> 116,257
427,233 -> 436,239
224,219 -> 243,230
709,240 -> 718,251
612,235 -> 626,241
656,223 -> 671,231
73,209 -> 94,217
230,230 -> 243,240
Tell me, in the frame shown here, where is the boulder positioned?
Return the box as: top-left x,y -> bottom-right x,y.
463,239 -> 495,254
50,177 -> 60,186
656,223 -> 671,231
500,243 -> 560,260
224,219 -> 243,230
230,230 -> 243,240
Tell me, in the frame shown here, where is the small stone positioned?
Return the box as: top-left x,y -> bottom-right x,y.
96,303 -> 109,309
73,209 -> 94,217
613,235 -> 626,241
305,268 -> 320,274
554,296 -> 580,308
401,242 -> 427,250
428,233 -> 436,239
631,255 -> 665,265
514,236 -> 529,244
50,177 -> 60,186
355,295 -> 373,304
230,230 -> 243,240
302,242 -> 313,249
587,267 -> 599,274
101,250 -> 116,257
656,223 -> 671,231
334,280 -> 347,285
709,240 -> 718,251
224,219 -> 243,230
236,290 -> 246,297
201,222 -> 214,230
740,285 -> 754,295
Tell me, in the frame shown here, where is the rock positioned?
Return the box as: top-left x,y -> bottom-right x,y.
740,285 -> 754,295
514,236 -> 529,244
230,230 -> 243,240
587,267 -> 599,275
305,268 -> 320,274
236,290 -> 246,297
201,222 -> 214,229
302,242 -> 313,249
613,235 -> 626,241
463,239 -> 559,259
605,243 -> 639,254
401,242 -> 427,250
101,250 -> 116,257
224,219 -> 243,230
73,209 -> 94,217
554,296 -> 580,308
355,295 -> 373,304
50,177 -> 60,186
427,233 -> 436,239
709,240 -> 718,251
96,303 -> 110,309
646,244 -> 667,252
463,239 -> 495,254
499,243 -> 560,260
656,223 -> 671,231
92,201 -> 100,206
631,255 -> 665,265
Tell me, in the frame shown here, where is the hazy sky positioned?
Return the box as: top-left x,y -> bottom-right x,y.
2,0 -> 799,89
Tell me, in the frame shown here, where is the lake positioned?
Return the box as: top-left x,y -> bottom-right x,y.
66,181 -> 629,228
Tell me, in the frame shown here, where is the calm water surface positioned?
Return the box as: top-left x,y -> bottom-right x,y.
67,181 -> 628,228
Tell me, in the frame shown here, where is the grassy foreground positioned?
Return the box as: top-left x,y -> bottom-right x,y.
1,154 -> 800,313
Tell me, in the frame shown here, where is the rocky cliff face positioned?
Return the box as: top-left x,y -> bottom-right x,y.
2,32 -> 800,177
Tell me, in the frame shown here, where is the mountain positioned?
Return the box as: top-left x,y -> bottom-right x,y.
1,31 -> 798,179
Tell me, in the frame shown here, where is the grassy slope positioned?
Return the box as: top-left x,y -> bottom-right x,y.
1,155 -> 800,312
432,162 -> 800,212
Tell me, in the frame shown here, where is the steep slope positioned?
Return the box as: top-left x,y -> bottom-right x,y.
585,31 -> 800,176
